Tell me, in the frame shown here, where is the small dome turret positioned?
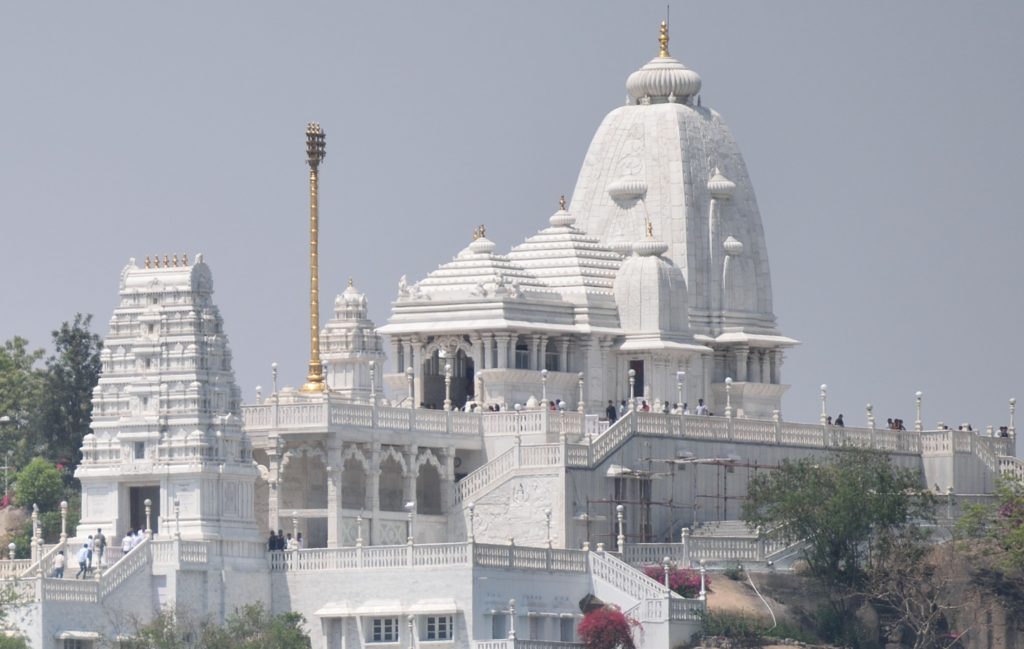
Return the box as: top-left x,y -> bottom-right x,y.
708,168 -> 736,199
613,226 -> 689,334
549,196 -> 576,228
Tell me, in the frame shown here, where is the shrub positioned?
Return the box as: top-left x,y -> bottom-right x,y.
723,562 -> 744,581
702,611 -> 770,640
643,564 -> 708,598
577,605 -> 640,649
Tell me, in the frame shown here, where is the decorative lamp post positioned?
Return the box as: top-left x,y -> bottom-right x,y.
356,515 -> 364,548
31,504 -> 39,549
540,369 -> 548,408
1011,397 -> 1017,436
60,500 -> 68,543
820,384 -> 828,425
272,362 -> 278,395
663,556 -> 671,590
144,499 -> 152,538
508,600 -> 516,640
578,372 -> 585,414
405,501 -> 416,544
513,403 -> 522,445
724,378 -> 733,418
407,615 -> 415,649
406,367 -> 414,408
443,363 -> 452,412
467,502 -> 476,543
543,508 -> 552,549
292,511 -> 299,550
628,369 -> 636,411
866,403 -> 875,429
7,543 -> 14,561
616,504 -> 625,551
369,361 -> 377,406
256,386 -> 262,405
173,497 -> 181,539
915,391 -> 923,432
699,559 -> 707,599
476,371 -> 484,407
676,371 -> 686,413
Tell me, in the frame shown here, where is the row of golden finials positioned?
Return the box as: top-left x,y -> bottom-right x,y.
145,254 -> 188,269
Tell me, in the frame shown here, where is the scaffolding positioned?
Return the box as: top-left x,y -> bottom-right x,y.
581,455 -> 778,548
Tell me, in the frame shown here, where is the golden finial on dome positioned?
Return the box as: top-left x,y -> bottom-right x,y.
559,195 -> 566,211
658,20 -> 670,58
349,277 -> 353,287
182,253 -> 188,266
173,254 -> 179,267
647,221 -> 654,237
144,256 -> 150,269
479,224 -> 486,238
163,254 -> 169,268
473,228 -> 479,240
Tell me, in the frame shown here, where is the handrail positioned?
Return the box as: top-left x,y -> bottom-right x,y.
21,539 -> 65,579
98,536 -> 151,598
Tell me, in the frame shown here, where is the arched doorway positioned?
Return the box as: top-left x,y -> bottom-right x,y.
422,349 -> 475,409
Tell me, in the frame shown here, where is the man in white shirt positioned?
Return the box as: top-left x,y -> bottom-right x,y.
695,399 -> 708,416
53,551 -> 65,579
121,530 -> 135,554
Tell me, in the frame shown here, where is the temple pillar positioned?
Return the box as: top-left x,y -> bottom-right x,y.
734,345 -> 749,382
558,338 -> 569,373
538,334 -> 548,371
326,439 -> 342,548
599,338 -> 614,405
443,447 -> 456,522
472,335 -> 485,379
702,354 -> 713,408
481,334 -> 492,371
368,443 -> 381,545
529,334 -> 540,371
770,350 -> 782,385
404,445 -> 418,521
495,333 -> 510,369
411,339 -> 424,407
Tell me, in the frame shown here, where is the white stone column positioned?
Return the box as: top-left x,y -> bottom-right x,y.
326,440 -> 342,548
267,436 -> 282,534
734,345 -> 749,382
411,339 -> 424,407
599,339 -> 614,405
769,350 -> 782,385
482,334 -> 492,371
537,334 -> 548,371
368,443 -> 381,546
529,334 -> 541,371
758,350 -> 769,384
472,335 -> 485,381
404,445 -> 418,519
558,338 -> 570,373
495,333 -> 511,369
702,353 -> 713,408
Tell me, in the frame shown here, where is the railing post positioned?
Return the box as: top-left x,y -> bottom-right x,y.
372,403 -> 378,429
447,410 -> 452,435
508,538 -> 515,568
681,528 -> 690,567
272,399 -> 279,428
408,543 -> 414,568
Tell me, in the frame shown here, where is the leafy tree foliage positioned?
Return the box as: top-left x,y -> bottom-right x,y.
13,458 -> 63,511
37,314 -> 102,472
127,603 -> 311,649
741,447 -> 936,619
0,337 -> 45,472
957,474 -> 1024,572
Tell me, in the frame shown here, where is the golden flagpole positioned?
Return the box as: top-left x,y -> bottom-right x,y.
301,122 -> 327,393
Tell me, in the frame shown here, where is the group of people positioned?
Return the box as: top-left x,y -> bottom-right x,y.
268,529 -> 303,551
604,398 -> 712,422
824,414 -> 846,427
53,528 -> 108,580
886,418 -> 907,430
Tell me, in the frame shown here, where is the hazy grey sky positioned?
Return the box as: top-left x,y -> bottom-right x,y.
1,2 -> 1021,432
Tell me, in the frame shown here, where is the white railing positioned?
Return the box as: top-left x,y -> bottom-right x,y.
1000,455 -> 1024,482
268,542 -> 587,573
98,537 -> 150,598
472,642 -> 584,649
0,560 -> 32,579
589,550 -> 670,602
21,540 -> 66,579
455,448 -> 515,503
42,578 -> 98,602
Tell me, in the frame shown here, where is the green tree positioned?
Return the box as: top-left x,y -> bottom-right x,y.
957,474 -> 1024,572
37,314 -> 102,472
127,603 -> 310,649
741,447 -> 937,631
13,458 -> 63,511
0,336 -> 45,474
